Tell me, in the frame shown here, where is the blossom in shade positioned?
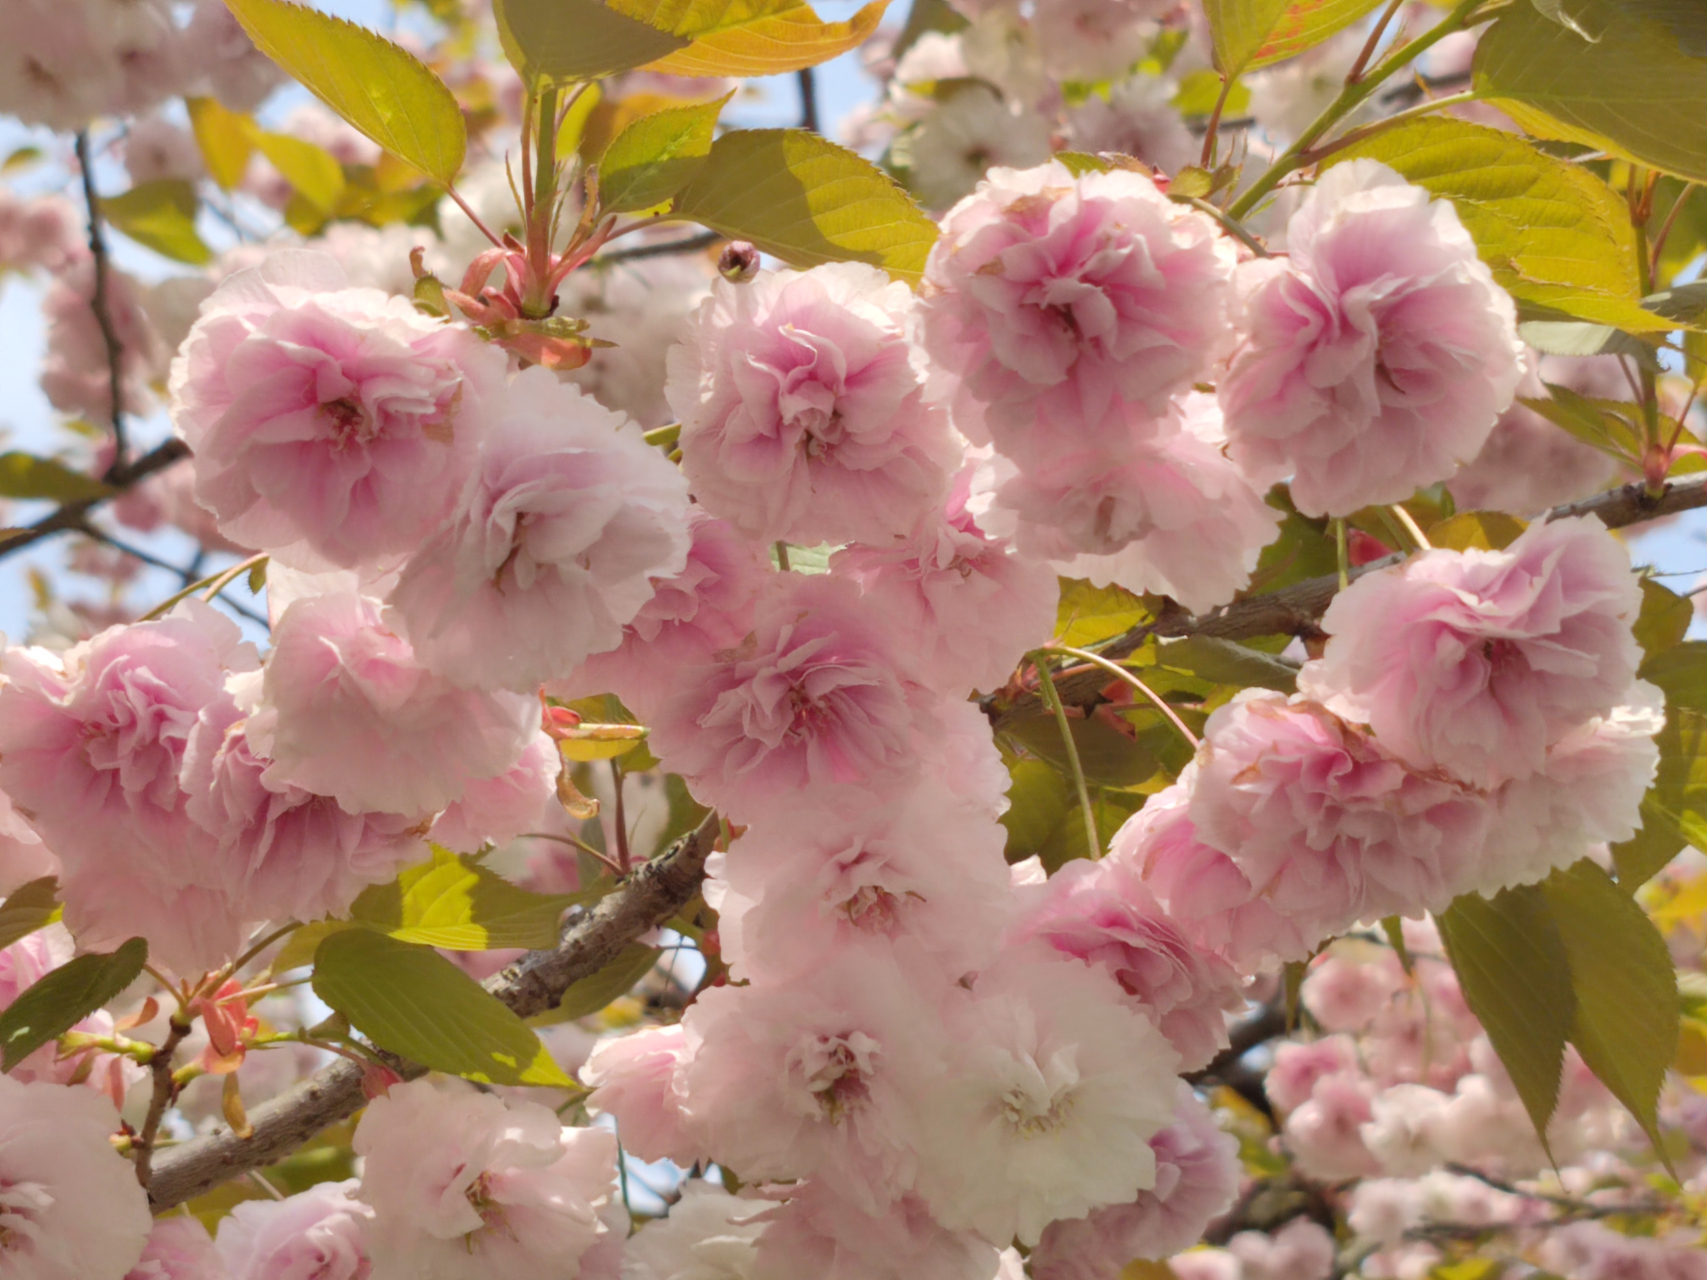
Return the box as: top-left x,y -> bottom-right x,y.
214,1179 -> 373,1280
355,1076 -> 618,1280
169,250 -> 506,570
1219,160 -> 1523,516
1111,778 -> 1316,973
430,730 -> 559,853
246,590 -> 538,819
621,1180 -> 767,1280
1189,692 -> 1494,933
913,944 -> 1181,1246
390,367 -> 692,692
830,473 -> 1058,698
0,603 -> 259,973
979,396 -> 1282,615
677,941 -> 952,1212
750,1182 -> 998,1280
0,790 -> 57,897
127,1217 -> 225,1280
1300,514 -> 1643,788
649,574 -> 941,823
707,778 -> 1016,984
668,263 -> 961,546
582,1023 -> 704,1168
556,509 -> 772,722
1009,856 -> 1246,1071
0,1073 -> 152,1279
41,260 -> 165,421
920,161 -> 1236,464
1029,1085 -> 1241,1278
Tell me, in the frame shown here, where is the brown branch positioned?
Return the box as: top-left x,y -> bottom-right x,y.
1186,999 -> 1288,1086
74,131 -> 131,483
0,437 -> 188,561
134,1013 -> 193,1187
144,814 -> 720,1213
988,473 -> 1707,730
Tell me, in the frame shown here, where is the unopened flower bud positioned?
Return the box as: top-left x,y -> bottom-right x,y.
718,241 -> 760,282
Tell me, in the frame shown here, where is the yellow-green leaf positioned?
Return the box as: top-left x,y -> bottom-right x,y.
1473,0 -> 1707,185
1332,118 -> 1672,333
100,179 -> 211,266
1428,510 -> 1526,552
222,0 -> 466,185
1437,885 -> 1572,1143
0,452 -> 113,503
0,879 -> 61,953
613,0 -> 889,79
187,97 -> 258,191
493,0 -> 688,84
598,93 -> 730,214
1634,578 -> 1693,659
312,929 -> 572,1087
541,943 -> 661,1023
254,132 -> 346,212
269,920 -> 353,974
0,938 -> 147,1072
1206,0 -> 1383,76
1541,858 -> 1680,1155
1054,578 -> 1146,648
669,128 -> 938,283
350,848 -> 575,951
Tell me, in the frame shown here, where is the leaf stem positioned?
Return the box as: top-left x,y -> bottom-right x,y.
1200,74 -> 1236,168
1346,0 -> 1405,84
1030,650 -> 1100,860
1051,644 -> 1201,749
74,130 -> 130,482
1387,504 -> 1433,551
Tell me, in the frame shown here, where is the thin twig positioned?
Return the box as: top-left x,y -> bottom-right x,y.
797,67 -> 820,134
133,1013 -> 192,1186
585,229 -> 721,267
0,438 -> 188,563
74,131 -> 130,483
1346,0 -> 1405,83
1170,194 -> 1269,257
1032,651 -> 1099,859
1200,74 -> 1235,167
1051,644 -> 1200,748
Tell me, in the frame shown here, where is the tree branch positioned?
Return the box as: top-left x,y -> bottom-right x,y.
988,473 -> 1707,730
74,131 -> 131,484
145,814 -> 721,1212
0,438 -> 188,562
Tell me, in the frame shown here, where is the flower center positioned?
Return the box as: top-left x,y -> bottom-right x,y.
791,1032 -> 879,1124
1001,1084 -> 1075,1137
320,396 -> 373,445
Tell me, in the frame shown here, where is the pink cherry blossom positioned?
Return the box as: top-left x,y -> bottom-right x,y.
649,574 -> 943,823
169,250 -> 507,570
1029,1085 -> 1241,1278
214,1179 -> 373,1280
707,778 -> 1015,984
1219,160 -> 1523,516
0,191 -> 82,275
668,263 -> 961,546
1110,779 -> 1315,973
622,1180 -> 767,1280
181,693 -> 427,924
1009,855 -> 1246,1071
0,789 -> 57,897
247,589 -> 538,819
913,944 -> 1181,1246
1281,1070 -> 1381,1181
1189,692 -> 1494,933
1266,1036 -> 1362,1114
920,161 -> 1236,465
0,1073 -> 153,1279
0,602 -> 259,972
127,1216 -> 225,1280
354,1076 -> 618,1280
581,1023 -> 704,1168
678,941 -> 952,1211
40,259 -> 165,423
829,473 -> 1058,697
750,1182 -> 998,1280
430,731 -> 559,853
554,509 -> 771,722
1227,1219 -> 1336,1280
390,367 -> 691,691
1300,515 -> 1643,788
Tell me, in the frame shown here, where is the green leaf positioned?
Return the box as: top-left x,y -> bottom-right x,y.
100,179 -> 211,266
1331,117 -> 1672,333
1152,635 -> 1298,693
0,937 -> 147,1072
597,93 -> 730,214
1428,511 -> 1527,552
1055,151 -> 1112,177
254,132 -> 346,212
1054,578 -> 1147,648
892,0 -> 966,60
1003,714 -> 1160,789
270,920 -> 353,974
1437,885 -> 1572,1142
187,97 -> 258,191
613,0 -> 890,78
999,756 -> 1072,864
1519,318 -> 1662,364
539,943 -> 660,1023
0,879 -> 61,952
494,0 -> 688,83
1541,858 -> 1680,1154
1473,0 -> 1707,185
669,129 -> 939,283
222,0 -> 466,185
1205,0 -> 1383,76
1172,69 -> 1251,119
0,452 -> 113,503
1634,579 -> 1694,659
350,848 -> 576,951
312,929 -> 572,1087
